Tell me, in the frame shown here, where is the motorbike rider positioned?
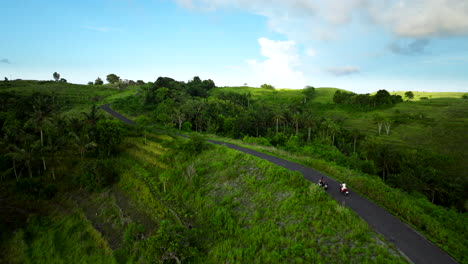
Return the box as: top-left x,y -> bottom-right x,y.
340,183 -> 347,192
318,177 -> 324,187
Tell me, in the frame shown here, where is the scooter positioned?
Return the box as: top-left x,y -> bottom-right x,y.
339,184 -> 350,196
318,181 -> 328,190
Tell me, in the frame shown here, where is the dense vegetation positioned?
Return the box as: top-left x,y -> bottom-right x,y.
0,80 -> 409,263
110,77 -> 467,262
1,79 -> 466,263
113,77 -> 467,212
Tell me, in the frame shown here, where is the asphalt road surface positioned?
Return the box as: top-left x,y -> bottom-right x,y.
101,104 -> 458,264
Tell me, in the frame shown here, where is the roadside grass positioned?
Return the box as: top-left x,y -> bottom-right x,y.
1,208 -> 115,264
113,133 -> 408,263
206,135 -> 468,263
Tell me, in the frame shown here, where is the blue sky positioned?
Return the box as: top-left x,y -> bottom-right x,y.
1,0 -> 468,93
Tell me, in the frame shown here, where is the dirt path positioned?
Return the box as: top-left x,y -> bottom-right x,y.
101,104 -> 458,264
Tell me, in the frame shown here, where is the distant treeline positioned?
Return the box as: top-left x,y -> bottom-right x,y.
333,90 -> 403,108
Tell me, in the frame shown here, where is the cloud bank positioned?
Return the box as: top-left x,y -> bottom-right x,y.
247,37 -> 307,88
389,39 -> 431,56
0,58 -> 11,64
327,66 -> 360,76
175,0 -> 468,38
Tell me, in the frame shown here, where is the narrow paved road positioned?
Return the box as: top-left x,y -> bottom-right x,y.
100,104 -> 458,264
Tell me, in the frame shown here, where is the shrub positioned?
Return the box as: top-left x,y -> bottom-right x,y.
181,121 -> 192,132
78,159 -> 119,191
269,133 -> 288,146
14,178 -> 57,200
260,84 -> 275,90
179,134 -> 209,155
242,136 -> 272,146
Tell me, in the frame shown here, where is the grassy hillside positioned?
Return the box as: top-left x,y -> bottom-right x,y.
213,86 -> 342,105
0,80 -> 139,116
1,132 -> 409,263
390,91 -> 465,100
207,135 -> 468,263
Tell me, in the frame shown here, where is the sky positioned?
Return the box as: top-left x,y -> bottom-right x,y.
1,0 -> 468,93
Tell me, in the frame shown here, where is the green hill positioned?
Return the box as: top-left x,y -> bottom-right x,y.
1,79 -> 466,263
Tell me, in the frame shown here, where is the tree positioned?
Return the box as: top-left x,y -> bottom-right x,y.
53,72 -> 60,82
405,91 -> 414,101
96,119 -> 125,156
59,78 -> 67,83
87,81 -> 93,85
374,90 -> 392,106
136,80 -> 145,85
4,77 -> 8,82
383,118 -> 392,135
82,105 -> 103,127
272,108 -> 285,135
302,86 -> 315,103
117,80 -> 128,90
106,74 -> 120,84
351,129 -> 363,154
302,110 -> 316,142
260,84 -> 275,90
373,114 -> 384,136
292,112 -> 301,135
171,107 -> 186,131
94,77 -> 104,85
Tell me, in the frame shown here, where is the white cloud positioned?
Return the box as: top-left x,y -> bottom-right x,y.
306,48 -> 316,57
370,0 -> 468,37
327,66 -> 360,76
175,0 -> 468,38
247,37 -> 307,88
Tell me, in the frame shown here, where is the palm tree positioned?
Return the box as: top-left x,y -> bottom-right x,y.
25,96 -> 54,173
70,131 -> 97,160
82,104 -> 102,126
272,108 -> 285,135
302,111 -> 316,142
292,112 -> 301,135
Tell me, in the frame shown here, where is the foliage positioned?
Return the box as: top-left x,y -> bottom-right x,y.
95,77 -> 104,85
106,74 -> 120,84
0,210 -> 113,263
77,158 -> 119,191
260,83 -> 275,90
96,119 -> 126,156
405,91 -> 415,100
53,72 -> 60,82
114,134 -> 408,263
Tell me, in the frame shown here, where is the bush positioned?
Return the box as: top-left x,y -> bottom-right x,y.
78,159 -> 119,191
260,84 -> 275,90
269,133 -> 288,146
242,136 -> 272,146
179,134 -> 209,155
15,178 -> 57,200
181,121 -> 192,132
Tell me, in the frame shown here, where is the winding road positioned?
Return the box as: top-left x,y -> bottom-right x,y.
100,104 -> 458,264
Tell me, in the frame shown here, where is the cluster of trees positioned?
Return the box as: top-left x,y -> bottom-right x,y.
0,92 -> 127,196
333,90 -> 403,108
52,72 -> 67,83
114,77 -> 464,210
88,74 -> 146,87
